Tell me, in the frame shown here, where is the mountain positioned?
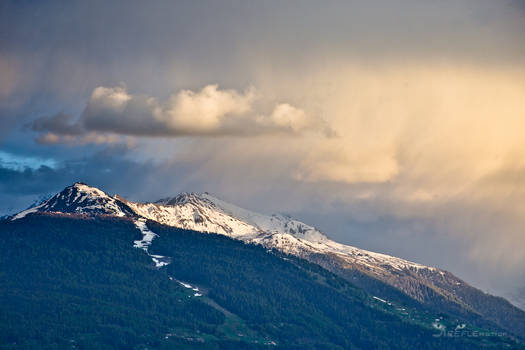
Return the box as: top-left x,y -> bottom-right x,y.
7,182 -> 525,344
124,190 -> 525,340
4,214 -> 521,349
11,183 -> 137,219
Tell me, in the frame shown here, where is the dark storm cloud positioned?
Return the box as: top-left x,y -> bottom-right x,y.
0,145 -> 199,205
30,113 -> 83,136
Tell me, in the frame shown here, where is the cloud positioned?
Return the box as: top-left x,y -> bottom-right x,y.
30,113 -> 123,145
31,113 -> 83,136
35,132 -> 123,146
264,104 -> 311,134
162,85 -> 255,134
30,84 -> 321,143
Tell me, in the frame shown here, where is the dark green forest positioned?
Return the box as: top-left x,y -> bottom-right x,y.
0,215 -> 522,349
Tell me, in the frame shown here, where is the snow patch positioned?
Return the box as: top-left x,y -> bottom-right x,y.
133,220 -> 158,250
177,280 -> 202,296
133,220 -> 170,268
11,203 -> 44,220
179,282 -> 193,289
373,296 -> 387,303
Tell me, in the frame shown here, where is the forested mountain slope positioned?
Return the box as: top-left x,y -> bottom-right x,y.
0,214 -> 521,349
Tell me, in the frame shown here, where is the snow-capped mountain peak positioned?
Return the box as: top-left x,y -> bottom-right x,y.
145,191 -> 330,243
10,183 -> 435,278
126,192 -> 261,238
11,182 -> 135,220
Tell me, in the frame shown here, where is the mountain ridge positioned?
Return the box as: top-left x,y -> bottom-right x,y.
10,182 -> 441,272
9,182 -> 525,339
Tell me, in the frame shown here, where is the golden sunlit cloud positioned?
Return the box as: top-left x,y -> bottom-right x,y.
164,61 -> 525,271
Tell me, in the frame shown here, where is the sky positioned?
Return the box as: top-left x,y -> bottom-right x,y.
1,0 -> 525,308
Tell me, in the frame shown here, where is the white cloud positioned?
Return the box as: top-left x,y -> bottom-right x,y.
166,85 -> 255,133
265,103 -> 310,133
34,84 -> 320,141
